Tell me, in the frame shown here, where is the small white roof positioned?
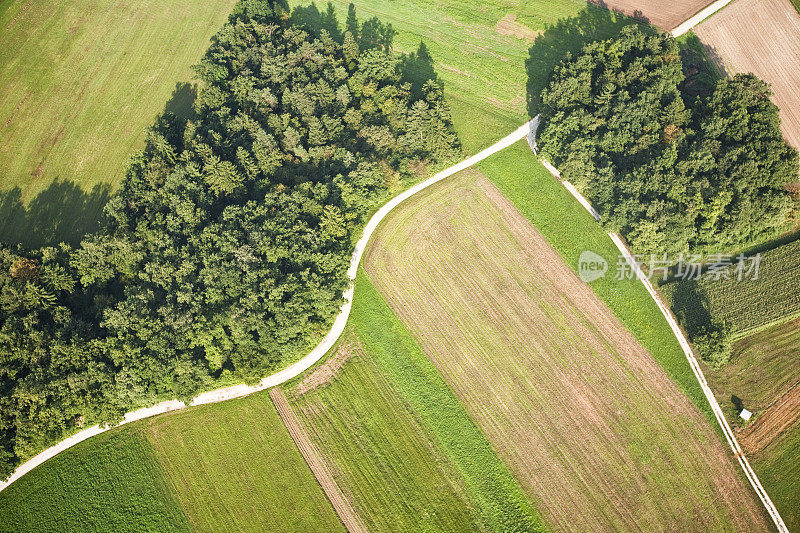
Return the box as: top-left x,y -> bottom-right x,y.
740,409 -> 753,421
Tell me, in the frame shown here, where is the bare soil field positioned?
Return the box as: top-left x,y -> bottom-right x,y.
740,384 -> 800,455
694,0 -> 800,151
589,0 -> 714,30
365,170 -> 768,531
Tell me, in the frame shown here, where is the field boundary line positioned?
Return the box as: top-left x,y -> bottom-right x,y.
609,232 -> 788,532
0,121 -> 533,493
533,119 -> 788,530
670,0 -> 735,36
270,389 -> 367,533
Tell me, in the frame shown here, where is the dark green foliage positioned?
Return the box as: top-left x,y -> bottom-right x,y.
692,322 -> 733,368
0,245 -> 118,479
0,0 -> 459,478
537,26 -> 799,258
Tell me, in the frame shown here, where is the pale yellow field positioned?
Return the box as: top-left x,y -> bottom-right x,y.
695,0 -> 800,151
365,169 -> 768,531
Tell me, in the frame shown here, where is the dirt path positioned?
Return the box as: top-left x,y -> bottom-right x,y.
270,389 -> 367,533
365,171 -> 770,531
0,122 -> 533,494
740,384 -> 800,455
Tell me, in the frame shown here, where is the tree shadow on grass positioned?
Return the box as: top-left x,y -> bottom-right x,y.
399,42 -> 440,101
290,2 -> 343,42
666,278 -> 715,337
0,82 -> 199,250
0,180 -> 112,249
525,5 -> 652,116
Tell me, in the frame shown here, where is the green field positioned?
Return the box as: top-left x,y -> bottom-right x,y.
0,0 -> 237,247
0,393 -> 347,532
287,336 -> 483,532
1,0 -> 773,530
0,430 -> 191,532
662,239 -> 800,339
478,143 -> 712,419
142,394 -> 345,532
705,317 -> 800,423
754,422 -> 800,532
286,271 -> 545,531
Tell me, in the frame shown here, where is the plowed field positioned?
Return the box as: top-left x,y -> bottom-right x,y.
365,169 -> 768,531
589,0 -> 714,30
695,0 -> 800,151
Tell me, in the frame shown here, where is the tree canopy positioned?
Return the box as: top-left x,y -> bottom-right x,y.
0,0 -> 459,478
537,26 -> 799,258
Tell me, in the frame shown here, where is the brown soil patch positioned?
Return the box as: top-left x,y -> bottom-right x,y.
365,170 -> 769,531
292,340 -> 361,397
495,14 -> 541,42
3,95 -> 28,129
6,0 -> 33,30
270,388 -> 367,533
694,0 -> 800,153
740,383 -> 800,455
589,0 -> 714,31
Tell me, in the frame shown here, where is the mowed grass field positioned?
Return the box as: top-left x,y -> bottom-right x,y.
285,272 -> 545,532
141,394 -> 345,532
365,167 -> 768,530
286,337 -> 484,532
0,0 -> 237,245
694,0 -> 800,152
753,421 -> 800,532
0,430 -> 191,532
0,393 -> 347,532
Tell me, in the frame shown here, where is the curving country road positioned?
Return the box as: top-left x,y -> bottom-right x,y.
0,122 -> 533,493
0,0 -> 751,498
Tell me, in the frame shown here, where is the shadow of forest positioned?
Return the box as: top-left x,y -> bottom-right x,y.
0,82 -> 198,250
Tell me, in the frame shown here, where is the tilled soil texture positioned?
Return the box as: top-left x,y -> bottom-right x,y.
740,384 -> 800,456
588,0 -> 714,30
695,0 -> 800,152
365,170 -> 769,532
270,389 -> 367,533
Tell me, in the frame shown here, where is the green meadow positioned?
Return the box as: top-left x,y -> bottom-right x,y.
0,0 -> 237,246
0,393 -> 346,533
0,430 -> 191,532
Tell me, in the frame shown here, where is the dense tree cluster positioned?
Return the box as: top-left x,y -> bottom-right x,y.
537,26 -> 799,258
0,0 -> 459,477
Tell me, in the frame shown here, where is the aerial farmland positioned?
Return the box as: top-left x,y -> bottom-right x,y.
1,0 -> 798,531
693,0 -> 800,151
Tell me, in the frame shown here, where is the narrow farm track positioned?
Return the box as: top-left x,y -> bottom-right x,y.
365,172 -> 770,531
0,122 -> 532,493
270,389 -> 367,533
